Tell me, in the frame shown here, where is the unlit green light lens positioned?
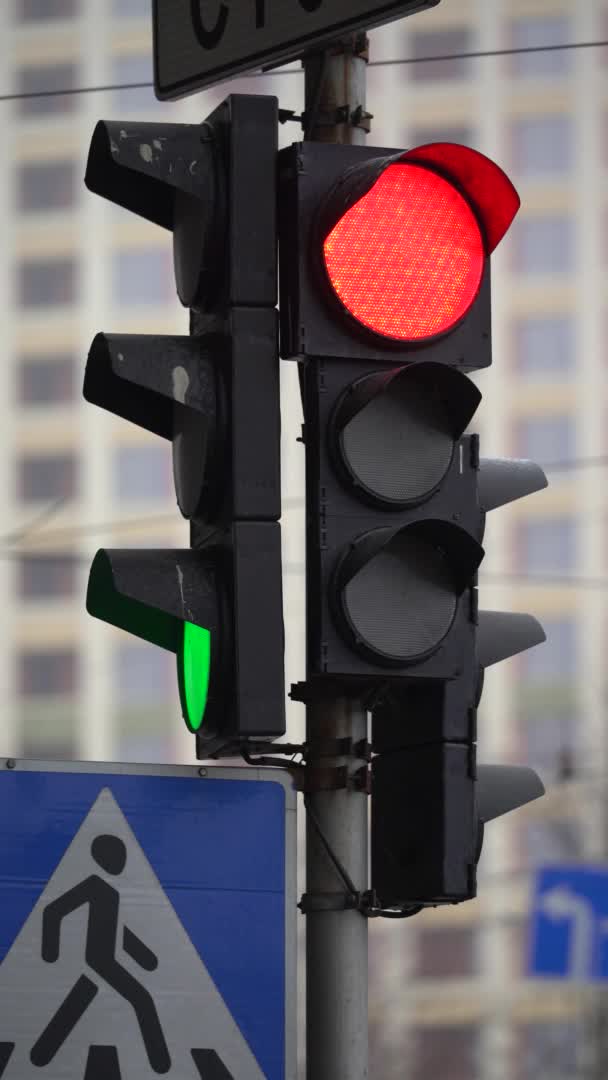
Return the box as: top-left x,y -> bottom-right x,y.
179,622 -> 211,733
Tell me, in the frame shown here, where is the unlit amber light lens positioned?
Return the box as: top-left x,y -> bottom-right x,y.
323,162 -> 484,341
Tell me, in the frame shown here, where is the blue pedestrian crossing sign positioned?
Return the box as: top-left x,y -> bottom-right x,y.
0,759 -> 296,1079
529,864 -> 608,982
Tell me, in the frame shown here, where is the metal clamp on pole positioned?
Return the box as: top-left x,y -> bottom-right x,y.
302,33 -> 371,145
293,764 -> 371,793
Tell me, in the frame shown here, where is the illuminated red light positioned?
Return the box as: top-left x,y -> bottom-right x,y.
323,162 -> 485,341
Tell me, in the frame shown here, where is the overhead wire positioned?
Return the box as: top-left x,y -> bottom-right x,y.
0,449 -> 605,555
0,38 -> 607,104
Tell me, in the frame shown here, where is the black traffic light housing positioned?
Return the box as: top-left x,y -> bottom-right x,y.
372,736 -> 544,905
84,94 -> 285,756
300,356 -> 485,693
281,136 -> 548,907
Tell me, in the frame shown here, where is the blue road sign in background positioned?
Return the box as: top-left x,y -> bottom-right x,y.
529,864 -> 608,982
0,760 -> 296,1080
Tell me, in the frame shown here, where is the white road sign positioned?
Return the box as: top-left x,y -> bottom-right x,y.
153,0 -> 440,100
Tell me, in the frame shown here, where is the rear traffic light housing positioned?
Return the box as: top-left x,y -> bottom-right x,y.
84,94 -> 285,755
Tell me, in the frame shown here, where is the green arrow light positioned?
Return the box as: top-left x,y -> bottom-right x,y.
178,621 -> 211,733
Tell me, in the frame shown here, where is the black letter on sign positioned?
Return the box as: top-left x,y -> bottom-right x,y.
299,0 -> 323,10
191,1 -> 229,49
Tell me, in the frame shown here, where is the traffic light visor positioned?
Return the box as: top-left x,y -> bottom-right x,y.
332,362 -> 481,507
333,521 -> 484,665
323,162 -> 484,342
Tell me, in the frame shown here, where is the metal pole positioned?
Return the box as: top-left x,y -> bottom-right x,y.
302,35 -> 370,1080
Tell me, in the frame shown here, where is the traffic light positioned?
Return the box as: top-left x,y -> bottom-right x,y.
279,140 -> 547,905
83,94 -> 285,757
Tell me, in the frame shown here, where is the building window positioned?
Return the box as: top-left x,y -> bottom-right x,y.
21,733 -> 77,760
112,249 -> 173,306
510,216 -> 575,274
16,63 -> 77,115
408,27 -> 473,82
510,114 -> 574,175
111,54 -> 156,111
414,927 -> 477,978
114,643 -> 172,706
17,554 -> 78,600
113,445 -> 172,500
18,353 -> 76,405
514,1021 -> 578,1080
114,644 -> 173,764
508,17 -> 572,79
409,125 -> 475,149
18,648 -> 78,696
513,315 -> 574,376
17,257 -> 77,307
520,617 -> 577,681
514,414 -> 575,467
17,160 -> 76,212
411,1025 -> 479,1080
18,452 -> 78,502
18,0 -> 77,20
514,517 -> 577,574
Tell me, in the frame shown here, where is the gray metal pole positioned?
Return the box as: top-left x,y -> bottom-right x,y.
302,35 -> 370,1080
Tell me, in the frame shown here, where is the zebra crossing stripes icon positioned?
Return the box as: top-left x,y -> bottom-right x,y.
0,787 -> 265,1079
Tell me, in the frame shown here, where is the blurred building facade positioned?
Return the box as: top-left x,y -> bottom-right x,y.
0,1 -> 605,1077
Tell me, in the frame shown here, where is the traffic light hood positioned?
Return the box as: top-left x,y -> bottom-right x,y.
85,120 -> 217,231
477,611 -> 546,668
318,142 -> 520,257
331,361 -> 481,508
84,331 -> 216,441
332,520 -> 484,665
402,143 -> 520,253
477,764 -> 545,824
86,548 -> 223,653
478,457 -> 548,512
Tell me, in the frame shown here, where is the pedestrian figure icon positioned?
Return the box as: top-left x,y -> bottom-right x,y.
30,834 -> 170,1074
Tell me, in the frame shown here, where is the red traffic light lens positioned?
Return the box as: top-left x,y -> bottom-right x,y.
323,162 -> 484,342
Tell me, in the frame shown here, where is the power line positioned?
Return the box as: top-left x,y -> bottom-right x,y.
3,543 -> 608,592
367,37 -> 608,68
0,496 -> 306,550
0,81 -> 153,104
0,494 -> 71,548
0,467 -> 602,552
0,38 -> 607,104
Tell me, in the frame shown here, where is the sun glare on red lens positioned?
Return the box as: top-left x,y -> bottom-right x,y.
323,162 -> 485,341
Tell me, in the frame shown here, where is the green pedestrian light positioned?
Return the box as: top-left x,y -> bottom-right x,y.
178,623 -> 211,734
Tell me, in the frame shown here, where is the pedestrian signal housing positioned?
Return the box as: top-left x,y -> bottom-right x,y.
84,95 -> 285,755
